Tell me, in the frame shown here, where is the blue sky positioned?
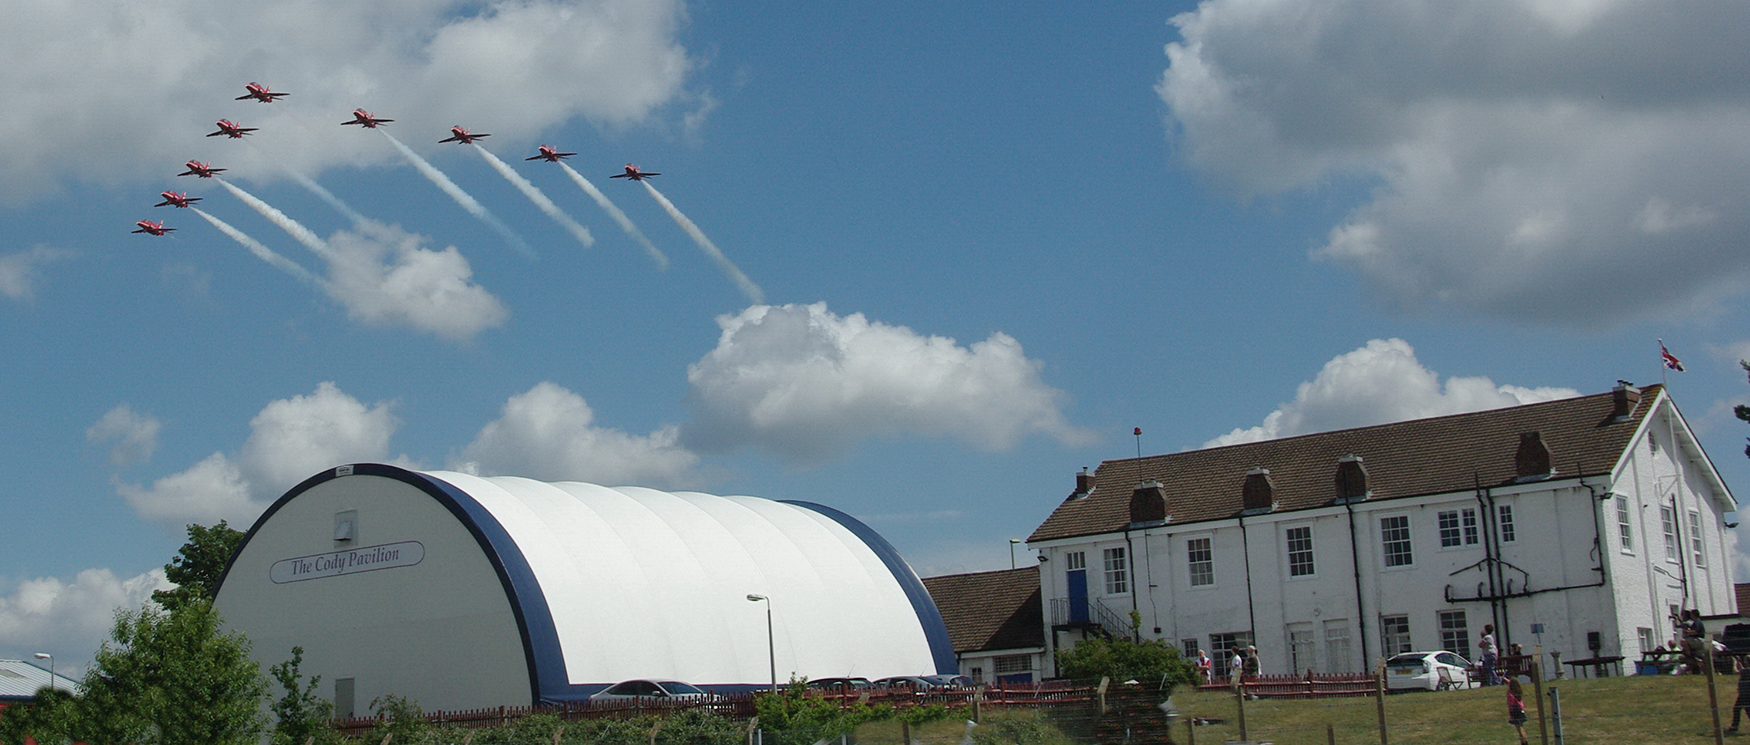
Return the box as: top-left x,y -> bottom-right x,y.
6,0 -> 1750,667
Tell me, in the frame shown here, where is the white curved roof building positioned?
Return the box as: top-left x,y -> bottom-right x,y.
214,464 -> 953,712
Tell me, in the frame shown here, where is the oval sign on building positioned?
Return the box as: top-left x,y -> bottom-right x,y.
270,541 -> 425,584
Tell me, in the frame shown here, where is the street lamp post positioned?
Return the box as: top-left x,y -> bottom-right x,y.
746,594 -> 776,692
32,653 -> 53,693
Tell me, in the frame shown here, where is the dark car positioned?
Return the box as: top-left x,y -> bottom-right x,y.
806,677 -> 872,692
588,680 -> 708,701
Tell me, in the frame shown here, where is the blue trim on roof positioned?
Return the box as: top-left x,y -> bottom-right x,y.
782,500 -> 958,675
215,463 -> 568,705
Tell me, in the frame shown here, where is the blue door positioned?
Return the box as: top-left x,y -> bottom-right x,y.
1067,569 -> 1089,624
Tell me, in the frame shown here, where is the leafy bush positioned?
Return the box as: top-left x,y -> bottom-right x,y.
1054,636 -> 1199,692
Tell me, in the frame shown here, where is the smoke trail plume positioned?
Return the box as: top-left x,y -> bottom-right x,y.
557,162 -> 668,270
289,172 -> 370,226
190,208 -> 325,288
641,181 -> 764,304
213,177 -> 335,260
378,130 -> 536,260
469,144 -> 594,249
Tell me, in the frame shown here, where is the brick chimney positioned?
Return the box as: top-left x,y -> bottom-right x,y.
1515,432 -> 1553,480
1130,481 -> 1167,524
1611,380 -> 1641,422
1066,467 -> 1093,502
1335,454 -> 1369,503
1242,467 -> 1275,513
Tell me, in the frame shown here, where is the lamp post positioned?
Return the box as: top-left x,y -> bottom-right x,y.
32,653 -> 53,693
1009,539 -> 1021,569
746,594 -> 776,692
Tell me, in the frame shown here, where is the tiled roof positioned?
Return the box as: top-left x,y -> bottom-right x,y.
0,660 -> 77,701
922,566 -> 1043,653
1030,386 -> 1660,543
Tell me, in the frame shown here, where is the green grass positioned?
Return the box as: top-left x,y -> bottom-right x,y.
1170,674 -> 1731,744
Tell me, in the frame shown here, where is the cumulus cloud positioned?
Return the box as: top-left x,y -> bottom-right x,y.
454,382 -> 699,487
683,303 -> 1092,462
322,222 -> 508,341
1204,338 -> 1581,447
116,383 -> 397,526
0,0 -> 694,201
0,246 -> 73,301
0,568 -> 170,668
87,404 -> 162,467
1159,0 -> 1750,324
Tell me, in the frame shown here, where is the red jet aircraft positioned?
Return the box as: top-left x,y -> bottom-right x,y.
132,220 -> 175,236
155,191 -> 202,208
207,120 -> 258,138
178,161 -> 226,178
609,164 -> 660,181
342,109 -> 393,128
235,82 -> 289,103
438,126 -> 489,144
526,145 -> 575,162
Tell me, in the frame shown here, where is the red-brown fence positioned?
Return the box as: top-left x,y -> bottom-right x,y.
1197,671 -> 1378,698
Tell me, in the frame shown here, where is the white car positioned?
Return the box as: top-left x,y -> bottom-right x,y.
1384,651 -> 1475,691
588,679 -> 708,701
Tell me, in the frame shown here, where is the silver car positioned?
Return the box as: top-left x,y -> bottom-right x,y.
588,679 -> 708,701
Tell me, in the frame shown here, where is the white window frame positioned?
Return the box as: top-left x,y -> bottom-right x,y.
1103,546 -> 1130,595
1324,620 -> 1353,674
1438,610 -> 1470,660
1380,614 -> 1412,655
1661,505 -> 1679,563
1380,514 -> 1414,568
1065,551 -> 1086,571
1496,503 -> 1517,544
1288,623 -> 1315,674
1285,525 -> 1316,578
1186,536 -> 1215,588
1616,496 -> 1634,553
1689,510 -> 1705,567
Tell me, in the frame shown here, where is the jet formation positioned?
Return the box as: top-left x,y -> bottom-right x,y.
342,109 -> 392,128
178,161 -> 225,178
526,145 -> 574,162
132,220 -> 174,236
155,191 -> 201,208
236,83 -> 289,103
609,164 -> 659,181
207,120 -> 257,138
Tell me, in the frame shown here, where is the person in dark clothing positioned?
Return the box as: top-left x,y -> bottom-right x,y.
1727,663 -> 1750,734
1506,678 -> 1529,745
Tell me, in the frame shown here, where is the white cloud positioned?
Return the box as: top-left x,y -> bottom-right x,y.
683,303 -> 1093,462
87,404 -> 162,467
116,383 -> 398,526
1205,338 -> 1581,447
1159,0 -> 1750,325
0,0 -> 693,201
0,246 -> 73,301
0,568 -> 170,669
322,222 -> 508,341
454,382 -> 699,487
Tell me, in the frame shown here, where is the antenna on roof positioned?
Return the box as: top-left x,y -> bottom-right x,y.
1134,427 -> 1142,461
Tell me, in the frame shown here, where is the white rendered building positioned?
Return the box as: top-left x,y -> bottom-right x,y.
214,464 -> 954,712
1026,383 -> 1737,678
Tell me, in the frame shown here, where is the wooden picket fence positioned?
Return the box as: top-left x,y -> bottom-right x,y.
1197,671 -> 1378,699
329,681 -> 1102,737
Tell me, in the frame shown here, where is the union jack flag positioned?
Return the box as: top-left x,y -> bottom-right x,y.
1659,340 -> 1685,372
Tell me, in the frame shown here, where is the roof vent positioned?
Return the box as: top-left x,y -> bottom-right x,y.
1130,480 -> 1167,525
1611,381 -> 1641,422
1241,467 -> 1275,514
1515,432 -> 1555,481
1335,454 -> 1369,503
1066,467 -> 1094,502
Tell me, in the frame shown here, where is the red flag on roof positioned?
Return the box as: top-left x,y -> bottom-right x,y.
1660,339 -> 1685,372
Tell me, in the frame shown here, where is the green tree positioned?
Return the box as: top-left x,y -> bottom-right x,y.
153,521 -> 245,611
366,694 -> 433,745
75,601 -> 268,745
1054,636 -> 1199,692
270,646 -> 337,745
0,687 -> 79,745
752,679 -> 890,745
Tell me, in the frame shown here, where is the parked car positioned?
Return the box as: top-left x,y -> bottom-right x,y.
806,677 -> 872,691
873,676 -> 939,690
920,675 -> 974,689
589,679 -> 708,701
1384,651 -> 1475,691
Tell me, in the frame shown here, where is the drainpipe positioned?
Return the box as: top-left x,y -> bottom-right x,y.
1123,526 -> 1139,641
1344,499 -> 1369,668
1239,514 -> 1258,642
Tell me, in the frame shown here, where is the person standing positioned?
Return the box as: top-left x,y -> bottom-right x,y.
1230,647 -> 1245,682
1194,649 -> 1213,683
1683,610 -> 1709,675
1479,624 -> 1499,686
1244,646 -> 1261,678
1506,678 -> 1529,745
1727,661 -> 1750,734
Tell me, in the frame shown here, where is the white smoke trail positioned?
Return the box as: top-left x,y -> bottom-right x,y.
469,144 -> 594,249
190,208 -> 325,288
213,177 -> 335,261
378,130 -> 536,260
640,181 -> 765,304
289,172 -> 370,226
556,162 -> 668,270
